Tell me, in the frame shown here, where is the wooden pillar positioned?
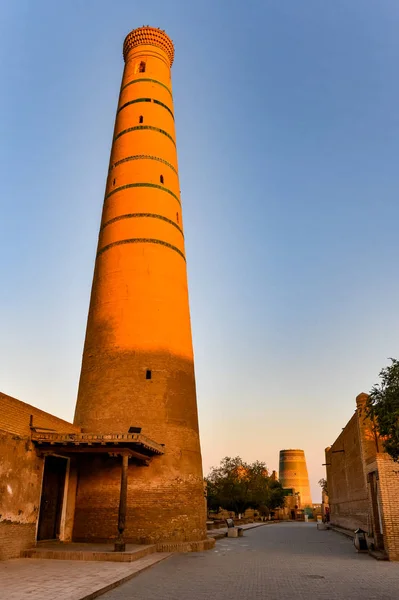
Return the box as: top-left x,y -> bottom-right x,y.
60,457 -> 78,541
114,454 -> 129,552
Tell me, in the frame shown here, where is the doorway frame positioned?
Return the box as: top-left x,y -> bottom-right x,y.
36,454 -> 70,542
368,470 -> 384,550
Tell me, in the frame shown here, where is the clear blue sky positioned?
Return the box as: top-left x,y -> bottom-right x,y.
1,1 -> 399,500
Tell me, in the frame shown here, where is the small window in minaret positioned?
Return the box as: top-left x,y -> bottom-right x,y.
139,115 -> 144,124
146,369 -> 152,380
176,212 -> 179,224
112,178 -> 116,186
139,61 -> 146,73
160,175 -> 164,184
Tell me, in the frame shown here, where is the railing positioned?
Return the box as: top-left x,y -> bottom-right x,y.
31,431 -> 164,454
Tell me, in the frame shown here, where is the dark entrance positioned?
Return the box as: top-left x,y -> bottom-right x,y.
37,455 -> 67,541
368,471 -> 384,550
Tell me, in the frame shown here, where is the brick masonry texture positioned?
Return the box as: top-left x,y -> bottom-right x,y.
73,28 -> 207,546
0,392 -> 80,560
100,523 -> 399,600
0,392 -> 80,437
279,449 -> 312,506
327,392 -> 399,560
0,553 -> 171,600
326,411 -> 370,531
0,522 -> 36,562
375,453 -> 399,561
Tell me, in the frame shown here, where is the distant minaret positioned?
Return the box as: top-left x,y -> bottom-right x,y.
73,26 -> 208,547
279,449 -> 312,506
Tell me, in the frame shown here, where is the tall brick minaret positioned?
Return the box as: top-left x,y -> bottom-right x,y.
279,449 -> 313,507
73,27 -> 208,548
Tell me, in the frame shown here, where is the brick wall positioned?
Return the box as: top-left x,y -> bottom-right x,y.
326,411 -> 370,531
73,351 -> 207,545
356,394 -> 384,547
0,392 -> 79,560
0,522 -> 37,561
0,430 -> 42,560
73,448 -> 208,545
326,392 -> 399,561
356,393 -> 381,464
0,392 -> 80,436
376,453 -> 399,561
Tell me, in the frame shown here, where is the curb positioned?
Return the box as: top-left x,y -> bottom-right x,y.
208,520 -> 281,541
211,532 -> 227,540
78,553 -> 171,600
368,549 -> 389,561
21,545 -> 156,562
328,525 -> 354,539
329,525 -> 389,561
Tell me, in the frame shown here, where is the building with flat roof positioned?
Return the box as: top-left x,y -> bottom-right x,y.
326,393 -> 399,561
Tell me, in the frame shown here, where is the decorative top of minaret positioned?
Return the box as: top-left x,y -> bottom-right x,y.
123,26 -> 175,66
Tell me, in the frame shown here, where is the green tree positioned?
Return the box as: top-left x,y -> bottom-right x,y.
205,456 -> 285,517
205,479 -> 222,514
318,478 -> 328,495
366,358 -> 399,462
267,479 -> 286,511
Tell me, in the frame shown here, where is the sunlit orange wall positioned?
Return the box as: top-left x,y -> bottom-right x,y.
73,28 -> 207,545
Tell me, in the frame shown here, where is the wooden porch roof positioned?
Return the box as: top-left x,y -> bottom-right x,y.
31,431 -> 164,465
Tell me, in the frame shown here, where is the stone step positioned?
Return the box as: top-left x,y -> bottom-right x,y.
21,543 -> 157,562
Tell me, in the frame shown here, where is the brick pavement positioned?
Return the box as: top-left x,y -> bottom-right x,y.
0,553 -> 170,600
101,522 -> 399,600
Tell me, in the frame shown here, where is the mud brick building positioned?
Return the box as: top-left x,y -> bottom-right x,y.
0,26 -> 212,560
0,393 -> 81,560
326,393 -> 399,561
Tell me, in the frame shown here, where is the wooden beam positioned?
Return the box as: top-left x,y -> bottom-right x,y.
36,446 -> 152,464
125,448 -> 152,464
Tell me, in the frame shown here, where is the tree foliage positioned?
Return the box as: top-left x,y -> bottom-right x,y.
366,358 -> 399,462
205,456 -> 285,517
318,478 -> 328,495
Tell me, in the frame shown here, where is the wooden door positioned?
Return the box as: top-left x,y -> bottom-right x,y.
37,456 -> 67,541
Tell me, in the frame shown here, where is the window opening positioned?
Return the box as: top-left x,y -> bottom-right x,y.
139,61 -> 146,73
113,178 -> 115,186
139,115 -> 144,124
160,175 -> 164,184
176,212 -> 179,224
146,369 -> 152,380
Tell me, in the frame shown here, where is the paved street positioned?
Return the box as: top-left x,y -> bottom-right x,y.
102,523 -> 399,600
0,553 -> 170,600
